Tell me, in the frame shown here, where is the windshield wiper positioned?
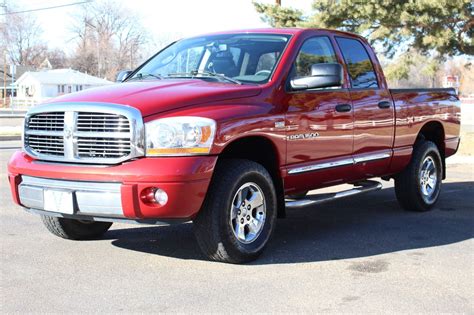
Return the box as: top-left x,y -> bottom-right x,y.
168,70 -> 241,85
128,73 -> 163,81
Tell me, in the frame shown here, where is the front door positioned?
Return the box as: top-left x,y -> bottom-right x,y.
284,36 -> 355,193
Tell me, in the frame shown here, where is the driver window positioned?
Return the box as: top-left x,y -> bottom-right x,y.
293,36 -> 337,78
207,47 -> 241,77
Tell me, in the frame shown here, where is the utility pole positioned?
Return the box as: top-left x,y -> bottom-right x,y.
2,0 -> 7,106
3,51 -> 6,106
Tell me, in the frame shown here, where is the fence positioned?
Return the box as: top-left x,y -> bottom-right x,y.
0,97 -> 50,109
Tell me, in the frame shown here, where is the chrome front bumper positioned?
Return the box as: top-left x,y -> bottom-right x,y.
19,176 -> 123,217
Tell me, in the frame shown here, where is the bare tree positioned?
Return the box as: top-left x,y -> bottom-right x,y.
0,4 -> 48,66
46,49 -> 69,69
70,0 -> 149,80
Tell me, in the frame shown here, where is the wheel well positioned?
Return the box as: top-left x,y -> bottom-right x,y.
219,137 -> 286,218
417,121 -> 446,178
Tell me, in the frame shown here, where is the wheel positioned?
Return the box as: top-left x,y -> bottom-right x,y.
286,190 -> 309,199
193,159 -> 277,263
395,141 -> 442,211
41,215 -> 112,240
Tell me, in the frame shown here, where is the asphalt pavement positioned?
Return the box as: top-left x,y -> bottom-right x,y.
1,147 -> 473,313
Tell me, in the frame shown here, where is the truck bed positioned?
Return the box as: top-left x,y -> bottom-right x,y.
389,87 -> 461,158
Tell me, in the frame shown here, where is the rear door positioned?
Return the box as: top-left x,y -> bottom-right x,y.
335,37 -> 395,176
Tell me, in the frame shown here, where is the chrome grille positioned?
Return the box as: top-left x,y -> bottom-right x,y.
25,135 -> 64,156
77,112 -> 130,132
23,103 -> 144,164
77,137 -> 131,158
27,112 -> 64,131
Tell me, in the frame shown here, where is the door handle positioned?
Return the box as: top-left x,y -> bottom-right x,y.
378,101 -> 391,109
335,104 -> 352,112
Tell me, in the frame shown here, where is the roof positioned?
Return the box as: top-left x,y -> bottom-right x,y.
191,27 -> 360,38
16,69 -> 112,86
0,65 -> 36,86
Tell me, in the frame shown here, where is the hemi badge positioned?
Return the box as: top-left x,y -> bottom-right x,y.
275,121 -> 285,129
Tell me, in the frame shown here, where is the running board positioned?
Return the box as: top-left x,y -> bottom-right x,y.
285,180 -> 382,209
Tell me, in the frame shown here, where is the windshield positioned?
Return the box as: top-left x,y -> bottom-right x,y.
129,33 -> 291,84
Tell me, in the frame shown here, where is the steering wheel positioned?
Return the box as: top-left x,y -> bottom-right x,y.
255,70 -> 271,76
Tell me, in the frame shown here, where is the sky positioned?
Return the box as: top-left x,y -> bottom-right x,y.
11,0 -> 314,52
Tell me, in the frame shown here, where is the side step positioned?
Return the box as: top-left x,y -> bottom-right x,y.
285,180 -> 382,209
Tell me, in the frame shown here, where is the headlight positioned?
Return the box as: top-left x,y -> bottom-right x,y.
145,116 -> 216,156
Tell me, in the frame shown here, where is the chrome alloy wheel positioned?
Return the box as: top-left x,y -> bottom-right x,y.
230,182 -> 266,244
420,156 -> 438,202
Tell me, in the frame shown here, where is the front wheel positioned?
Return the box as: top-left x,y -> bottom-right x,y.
395,141 -> 442,212
193,159 -> 277,263
41,216 -> 112,240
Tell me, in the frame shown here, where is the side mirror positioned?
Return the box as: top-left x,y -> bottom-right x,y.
116,70 -> 133,82
290,63 -> 343,91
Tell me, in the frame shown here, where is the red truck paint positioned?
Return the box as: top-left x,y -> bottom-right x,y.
8,28 -> 461,222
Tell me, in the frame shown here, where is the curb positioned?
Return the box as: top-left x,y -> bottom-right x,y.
0,135 -> 21,141
0,114 -> 25,118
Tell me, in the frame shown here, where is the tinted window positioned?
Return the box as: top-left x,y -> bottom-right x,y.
294,36 -> 337,78
336,37 -> 378,88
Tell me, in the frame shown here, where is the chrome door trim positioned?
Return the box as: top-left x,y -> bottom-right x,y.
353,152 -> 391,164
288,158 -> 354,174
287,152 -> 391,175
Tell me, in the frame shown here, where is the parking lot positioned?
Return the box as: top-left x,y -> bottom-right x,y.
1,142 -> 472,313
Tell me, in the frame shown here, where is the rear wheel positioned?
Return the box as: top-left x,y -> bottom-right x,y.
395,141 -> 442,211
41,216 -> 112,240
193,159 -> 277,263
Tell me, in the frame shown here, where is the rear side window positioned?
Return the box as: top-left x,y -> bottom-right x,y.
294,36 -> 337,78
336,37 -> 378,88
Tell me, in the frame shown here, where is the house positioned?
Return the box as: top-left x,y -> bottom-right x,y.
15,69 -> 113,100
1,65 -> 35,102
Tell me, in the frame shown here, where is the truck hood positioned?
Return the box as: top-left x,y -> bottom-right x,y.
46,79 -> 262,117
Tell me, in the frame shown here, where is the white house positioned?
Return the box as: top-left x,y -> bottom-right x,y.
15,69 -> 113,100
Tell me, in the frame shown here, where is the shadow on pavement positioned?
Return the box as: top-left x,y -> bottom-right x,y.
108,181 -> 474,264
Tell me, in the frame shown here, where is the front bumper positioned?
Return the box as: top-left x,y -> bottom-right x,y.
8,151 -> 217,221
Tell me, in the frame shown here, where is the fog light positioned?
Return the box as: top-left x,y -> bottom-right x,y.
154,188 -> 168,206
140,187 -> 168,206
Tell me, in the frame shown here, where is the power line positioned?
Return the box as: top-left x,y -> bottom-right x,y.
0,1 -> 92,15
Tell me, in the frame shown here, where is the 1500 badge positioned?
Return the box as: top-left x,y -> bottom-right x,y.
288,132 -> 320,140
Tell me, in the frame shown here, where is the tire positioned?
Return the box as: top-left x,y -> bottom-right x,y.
41,215 -> 112,240
193,159 -> 277,263
395,141 -> 442,212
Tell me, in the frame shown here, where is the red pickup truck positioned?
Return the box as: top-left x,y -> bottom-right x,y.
8,28 -> 461,263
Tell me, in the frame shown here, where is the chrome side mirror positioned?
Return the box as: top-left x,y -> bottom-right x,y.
290,63 -> 343,91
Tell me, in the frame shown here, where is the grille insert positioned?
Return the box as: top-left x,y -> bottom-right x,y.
77,137 -> 131,158
77,112 -> 130,133
26,112 -> 64,131
25,135 -> 64,156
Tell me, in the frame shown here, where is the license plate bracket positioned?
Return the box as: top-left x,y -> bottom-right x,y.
43,189 -> 74,214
